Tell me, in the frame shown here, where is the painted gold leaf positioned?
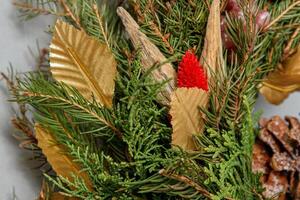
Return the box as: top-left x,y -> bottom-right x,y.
117,7 -> 177,106
170,88 -> 208,151
50,193 -> 78,200
50,20 -> 117,107
260,47 -> 300,105
35,125 -> 93,190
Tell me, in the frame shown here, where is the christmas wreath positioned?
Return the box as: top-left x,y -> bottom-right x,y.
2,0 -> 300,199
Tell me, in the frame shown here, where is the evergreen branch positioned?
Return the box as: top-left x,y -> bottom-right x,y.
148,20 -> 174,54
14,74 -> 122,140
159,169 -> 212,199
59,0 -> 82,30
129,0 -> 209,58
92,4 -> 109,48
264,0 -> 300,31
22,91 -> 122,139
283,26 -> 300,60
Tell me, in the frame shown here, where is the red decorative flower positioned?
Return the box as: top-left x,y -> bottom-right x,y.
177,51 -> 208,91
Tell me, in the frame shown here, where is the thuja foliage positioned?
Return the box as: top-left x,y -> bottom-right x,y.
6,0 -> 300,199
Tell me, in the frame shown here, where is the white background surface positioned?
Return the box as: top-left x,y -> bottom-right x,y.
0,1 -> 53,199
0,1 -> 300,200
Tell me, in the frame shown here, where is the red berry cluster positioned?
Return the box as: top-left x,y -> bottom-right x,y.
177,51 -> 208,91
221,0 -> 271,50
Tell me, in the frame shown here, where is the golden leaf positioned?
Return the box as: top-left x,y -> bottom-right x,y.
117,7 -> 177,106
50,20 -> 117,108
170,0 -> 221,151
260,46 -> 300,105
201,0 -> 223,77
170,88 -> 209,150
50,193 -> 78,200
35,125 -> 93,190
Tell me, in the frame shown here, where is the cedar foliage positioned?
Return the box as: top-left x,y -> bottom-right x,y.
4,0 -> 300,199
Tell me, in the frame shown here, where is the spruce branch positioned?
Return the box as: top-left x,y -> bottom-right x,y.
15,74 -> 122,139
129,0 -> 209,57
92,4 -> 109,48
264,0 -> 300,31
58,0 -> 83,30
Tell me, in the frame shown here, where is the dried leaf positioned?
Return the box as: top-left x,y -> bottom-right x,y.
201,0 -> 223,77
50,20 -> 117,108
170,88 -> 208,150
35,125 -> 93,190
260,46 -> 300,105
117,7 -> 177,106
51,193 -> 78,200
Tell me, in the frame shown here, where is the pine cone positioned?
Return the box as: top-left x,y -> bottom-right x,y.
252,116 -> 300,200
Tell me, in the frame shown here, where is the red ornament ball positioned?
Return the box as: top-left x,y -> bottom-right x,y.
177,51 -> 208,91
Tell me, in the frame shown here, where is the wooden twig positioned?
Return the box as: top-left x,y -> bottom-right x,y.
204,0 -> 211,10
188,0 -> 196,8
59,0 -> 82,30
133,3 -> 145,23
283,27 -> 300,60
117,7 -> 177,106
37,48 -> 49,69
159,169 -> 212,199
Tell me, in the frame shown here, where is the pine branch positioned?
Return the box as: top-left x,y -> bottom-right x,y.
264,0 -> 300,31
129,0 -> 209,58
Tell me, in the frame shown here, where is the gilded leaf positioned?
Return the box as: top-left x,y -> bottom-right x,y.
260,47 -> 300,105
117,7 -> 177,106
35,125 -> 93,190
50,193 -> 78,200
200,0 -> 223,77
50,20 -> 117,108
170,88 -> 208,150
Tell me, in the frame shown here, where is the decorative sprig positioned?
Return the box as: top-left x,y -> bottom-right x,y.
4,0 -> 300,199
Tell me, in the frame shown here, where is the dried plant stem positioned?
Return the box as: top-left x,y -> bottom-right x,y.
93,4 -> 110,48
13,1 -> 53,15
133,2 -> 174,54
37,48 -> 49,69
149,21 -> 174,54
159,169 -> 212,199
283,27 -> 300,60
59,0 -> 82,30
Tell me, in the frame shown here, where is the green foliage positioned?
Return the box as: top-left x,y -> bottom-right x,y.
197,98 -> 263,200
12,56 -> 176,199
6,0 -> 300,199
128,0 -> 209,59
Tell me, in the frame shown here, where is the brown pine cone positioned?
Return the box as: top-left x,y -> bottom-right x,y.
252,116 -> 300,200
